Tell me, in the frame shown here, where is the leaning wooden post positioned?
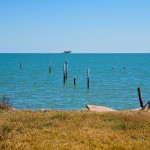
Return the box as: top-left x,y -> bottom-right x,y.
65,59 -> 68,80
87,67 -> 90,89
74,75 -> 76,86
137,87 -> 144,108
63,64 -> 66,84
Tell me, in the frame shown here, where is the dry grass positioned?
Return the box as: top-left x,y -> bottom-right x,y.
0,96 -> 12,110
0,109 -> 150,150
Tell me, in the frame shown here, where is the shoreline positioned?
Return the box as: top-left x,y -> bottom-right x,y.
8,105 -> 142,112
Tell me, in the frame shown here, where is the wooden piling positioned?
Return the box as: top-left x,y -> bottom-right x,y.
19,61 -> 22,69
137,87 -> 144,108
87,67 -> 90,89
49,62 -> 51,74
65,59 -> 68,80
74,75 -> 76,86
63,64 -> 66,84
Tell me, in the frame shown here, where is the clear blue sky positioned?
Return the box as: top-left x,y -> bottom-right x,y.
0,0 -> 150,53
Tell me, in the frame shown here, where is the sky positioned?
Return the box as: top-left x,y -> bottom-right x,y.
0,0 -> 150,53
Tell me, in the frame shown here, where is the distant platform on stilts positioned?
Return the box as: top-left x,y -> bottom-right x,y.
62,51 -> 72,54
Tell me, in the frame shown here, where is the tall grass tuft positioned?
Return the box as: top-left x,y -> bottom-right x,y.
0,95 -> 12,110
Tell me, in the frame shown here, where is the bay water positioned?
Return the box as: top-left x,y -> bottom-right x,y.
0,53 -> 150,110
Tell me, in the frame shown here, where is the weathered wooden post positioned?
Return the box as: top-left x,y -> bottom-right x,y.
65,59 -> 68,80
19,61 -> 22,69
87,67 -> 90,89
63,63 -> 66,84
74,75 -> 76,86
49,61 -> 51,74
137,87 -> 144,108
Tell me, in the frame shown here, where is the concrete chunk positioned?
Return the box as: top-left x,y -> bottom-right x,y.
86,105 -> 117,112
39,108 -> 51,112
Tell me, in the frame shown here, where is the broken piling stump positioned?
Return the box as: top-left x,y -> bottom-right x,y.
142,101 -> 150,110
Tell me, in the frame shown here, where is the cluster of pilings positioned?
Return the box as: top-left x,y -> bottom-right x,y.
19,59 -> 90,89
19,60 -> 150,109
62,59 -> 90,89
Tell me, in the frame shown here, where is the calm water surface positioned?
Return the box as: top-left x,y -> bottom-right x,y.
0,53 -> 150,110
